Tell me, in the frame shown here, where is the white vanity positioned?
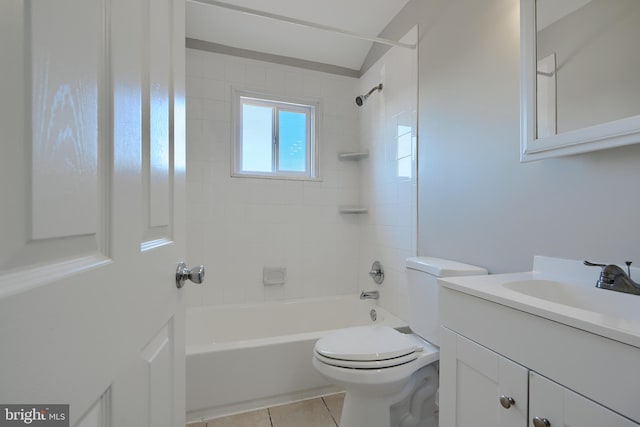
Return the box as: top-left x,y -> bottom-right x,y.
438,256 -> 640,426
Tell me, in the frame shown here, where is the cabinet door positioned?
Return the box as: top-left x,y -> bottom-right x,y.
529,372 -> 639,427
440,327 -> 528,427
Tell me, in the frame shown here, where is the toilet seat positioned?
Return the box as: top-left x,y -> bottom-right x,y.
315,350 -> 418,369
314,325 -> 424,369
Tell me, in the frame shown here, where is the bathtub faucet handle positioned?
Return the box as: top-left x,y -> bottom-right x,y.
369,261 -> 384,284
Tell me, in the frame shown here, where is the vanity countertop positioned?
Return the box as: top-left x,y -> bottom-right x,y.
438,256 -> 640,348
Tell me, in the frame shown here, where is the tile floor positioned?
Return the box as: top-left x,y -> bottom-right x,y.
187,393 -> 345,427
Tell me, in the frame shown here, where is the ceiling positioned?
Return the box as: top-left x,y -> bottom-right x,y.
536,0 -> 593,30
186,0 -> 411,72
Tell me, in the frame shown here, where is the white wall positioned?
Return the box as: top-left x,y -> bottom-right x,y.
377,0 -> 640,274
357,28 -> 418,319
185,49 -> 361,307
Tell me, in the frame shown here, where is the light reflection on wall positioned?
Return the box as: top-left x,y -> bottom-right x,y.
396,120 -> 413,179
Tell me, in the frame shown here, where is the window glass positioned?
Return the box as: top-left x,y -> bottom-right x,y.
278,110 -> 307,172
241,104 -> 273,173
233,91 -> 318,180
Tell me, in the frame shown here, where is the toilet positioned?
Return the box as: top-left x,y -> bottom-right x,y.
312,257 -> 487,427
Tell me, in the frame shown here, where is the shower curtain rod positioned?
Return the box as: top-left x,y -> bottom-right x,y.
189,0 -> 416,50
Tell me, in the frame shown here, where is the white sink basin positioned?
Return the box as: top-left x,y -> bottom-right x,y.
502,279 -> 640,321
438,256 -> 640,348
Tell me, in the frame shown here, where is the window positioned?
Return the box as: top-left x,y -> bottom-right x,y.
232,90 -> 318,179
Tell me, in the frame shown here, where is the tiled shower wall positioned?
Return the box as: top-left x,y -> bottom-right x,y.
357,29 -> 418,320
185,49 -> 362,307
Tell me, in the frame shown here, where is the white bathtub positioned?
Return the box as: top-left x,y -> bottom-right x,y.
186,295 -> 407,422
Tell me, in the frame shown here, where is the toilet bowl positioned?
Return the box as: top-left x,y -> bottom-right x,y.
313,325 -> 439,427
312,257 -> 488,427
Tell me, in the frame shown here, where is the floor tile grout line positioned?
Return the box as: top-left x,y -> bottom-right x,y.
267,407 -> 274,427
321,396 -> 339,427
187,395 -> 342,427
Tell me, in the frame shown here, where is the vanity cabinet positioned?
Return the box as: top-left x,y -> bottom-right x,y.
439,286 -> 640,427
440,326 -> 640,427
529,372 -> 638,427
439,327 -> 528,427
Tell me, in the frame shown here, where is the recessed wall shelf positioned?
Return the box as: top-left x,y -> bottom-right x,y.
339,206 -> 369,214
338,151 -> 369,161
338,151 -> 368,214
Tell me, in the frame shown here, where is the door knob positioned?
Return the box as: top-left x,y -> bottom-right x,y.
176,262 -> 205,288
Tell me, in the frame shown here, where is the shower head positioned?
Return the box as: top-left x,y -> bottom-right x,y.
355,83 -> 383,106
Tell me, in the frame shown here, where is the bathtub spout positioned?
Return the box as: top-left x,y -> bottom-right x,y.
360,290 -> 379,300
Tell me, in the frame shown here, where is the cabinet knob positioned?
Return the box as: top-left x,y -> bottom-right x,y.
533,417 -> 551,427
499,395 -> 515,409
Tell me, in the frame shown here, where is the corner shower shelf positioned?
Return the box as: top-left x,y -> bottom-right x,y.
338,151 -> 369,161
339,206 -> 369,214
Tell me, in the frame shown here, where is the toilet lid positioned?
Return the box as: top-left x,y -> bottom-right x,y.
315,325 -> 420,362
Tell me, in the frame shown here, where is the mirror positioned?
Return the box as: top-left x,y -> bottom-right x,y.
520,0 -> 640,161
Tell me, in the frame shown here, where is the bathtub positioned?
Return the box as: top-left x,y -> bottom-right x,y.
186,295 -> 407,422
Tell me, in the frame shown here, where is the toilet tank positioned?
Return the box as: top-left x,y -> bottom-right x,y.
406,257 -> 487,346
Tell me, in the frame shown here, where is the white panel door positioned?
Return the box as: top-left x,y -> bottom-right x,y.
529,372 -> 639,427
0,0 -> 187,425
439,327 -> 528,427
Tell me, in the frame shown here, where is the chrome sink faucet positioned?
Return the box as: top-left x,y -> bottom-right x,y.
360,290 -> 379,300
584,260 -> 640,296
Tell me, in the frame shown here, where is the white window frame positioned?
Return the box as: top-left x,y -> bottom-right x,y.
232,89 -> 319,180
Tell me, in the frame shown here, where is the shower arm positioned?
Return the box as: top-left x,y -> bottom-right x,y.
355,83 -> 383,106
364,84 -> 383,97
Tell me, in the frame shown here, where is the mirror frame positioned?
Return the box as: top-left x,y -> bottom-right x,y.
520,0 -> 640,162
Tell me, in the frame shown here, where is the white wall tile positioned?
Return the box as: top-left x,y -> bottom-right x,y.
303,73 -> 323,98
357,31 -> 418,320
224,60 -> 246,84
185,49 -> 360,307
186,50 -> 204,77
284,71 -> 304,97
202,79 -> 226,102
186,76 -> 206,99
185,44 -> 416,319
265,68 -> 286,93
202,100 -> 228,123
202,54 -> 225,80
245,65 -> 267,90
